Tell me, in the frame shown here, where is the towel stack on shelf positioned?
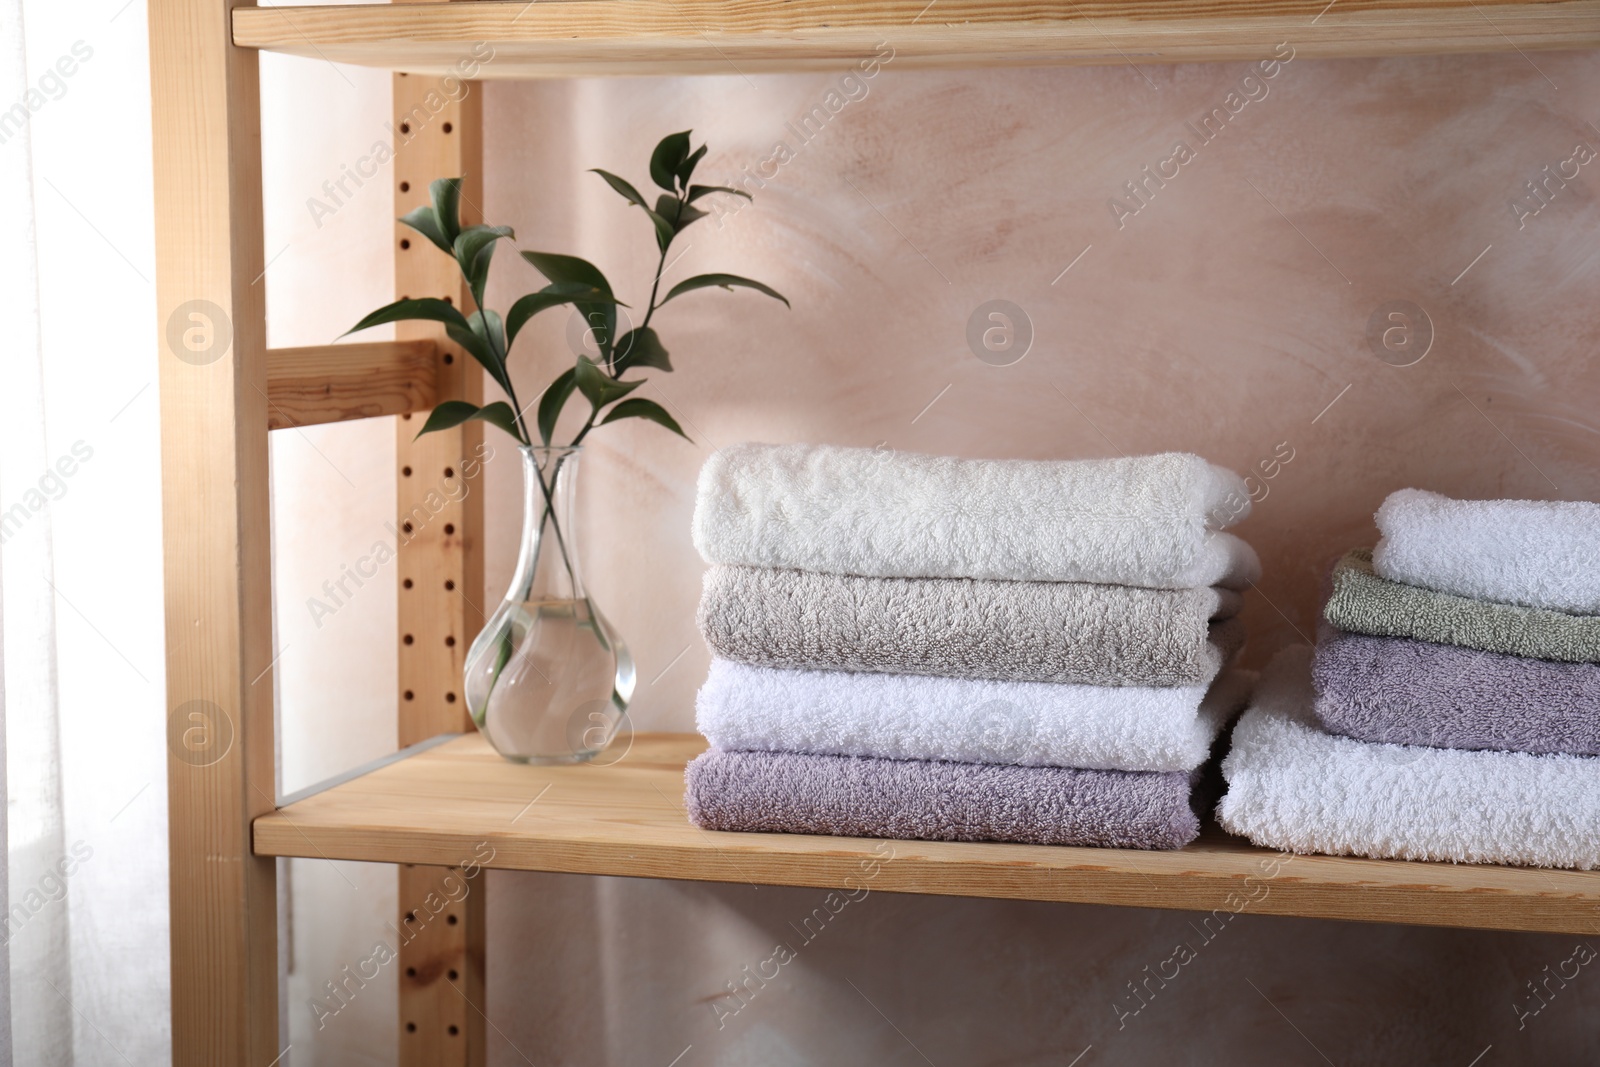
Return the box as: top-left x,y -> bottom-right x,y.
683,443 -> 1260,851
1219,490 -> 1600,870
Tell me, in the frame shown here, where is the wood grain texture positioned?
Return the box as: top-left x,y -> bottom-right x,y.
265,340 -> 439,429
393,48 -> 489,1067
234,0 -> 1600,76
150,0 -> 280,1063
254,732 -> 1600,936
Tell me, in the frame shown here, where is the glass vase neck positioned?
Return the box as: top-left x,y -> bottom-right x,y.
510,445 -> 583,604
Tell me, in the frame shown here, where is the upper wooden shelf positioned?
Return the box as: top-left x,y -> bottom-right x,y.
233,0 -> 1600,76
255,732 -> 1600,935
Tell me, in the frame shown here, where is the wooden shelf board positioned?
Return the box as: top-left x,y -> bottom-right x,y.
233,1 -> 1600,76
254,732 -> 1600,935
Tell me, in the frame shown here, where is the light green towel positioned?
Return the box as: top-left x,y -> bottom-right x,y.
1325,549 -> 1600,664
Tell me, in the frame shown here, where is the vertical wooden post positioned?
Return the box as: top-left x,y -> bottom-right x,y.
392,34 -> 490,1067
150,1 -> 279,1063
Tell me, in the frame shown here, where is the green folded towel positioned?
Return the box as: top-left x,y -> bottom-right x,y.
1324,548 -> 1600,664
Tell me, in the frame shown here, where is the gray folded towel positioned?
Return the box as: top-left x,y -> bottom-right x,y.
1312,628 -> 1600,757
685,748 -> 1201,850
1323,549 -> 1600,663
698,564 -> 1244,686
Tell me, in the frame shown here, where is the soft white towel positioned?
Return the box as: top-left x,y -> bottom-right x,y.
1373,488 -> 1600,614
696,659 -> 1254,773
693,443 -> 1261,589
1218,645 -> 1600,870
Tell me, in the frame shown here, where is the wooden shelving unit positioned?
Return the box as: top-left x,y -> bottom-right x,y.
152,2 -> 1600,1063
233,0 -> 1600,76
257,733 -> 1600,936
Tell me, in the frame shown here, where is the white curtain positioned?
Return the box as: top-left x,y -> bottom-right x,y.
0,0 -> 167,1063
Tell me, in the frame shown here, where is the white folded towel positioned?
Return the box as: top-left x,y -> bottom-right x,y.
1218,645 -> 1600,870
693,443 -> 1261,589
696,659 -> 1254,773
1373,488 -> 1600,614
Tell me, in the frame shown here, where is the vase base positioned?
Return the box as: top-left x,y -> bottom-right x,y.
495,749 -> 606,766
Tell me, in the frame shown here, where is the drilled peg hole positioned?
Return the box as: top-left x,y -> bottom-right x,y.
448,1025 -> 460,1036
442,295 -> 453,306
445,692 -> 457,704
402,413 -> 412,421
402,466 -> 412,476
403,578 -> 414,590
399,238 -> 410,250
446,913 -> 458,925
442,122 -> 453,134
399,122 -> 411,134
403,634 -> 414,645
405,911 -> 417,924
406,1022 -> 416,1033
448,969 -> 459,981
443,353 -> 454,365
444,523 -> 455,535
444,467 -> 455,478
403,690 -> 414,701
399,180 -> 410,192
406,967 -> 417,978
445,636 -> 456,647
444,579 -> 455,591
402,522 -> 414,534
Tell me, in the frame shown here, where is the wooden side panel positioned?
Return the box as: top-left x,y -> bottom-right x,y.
266,339 -> 440,429
392,28 -> 489,1066
150,0 -> 279,1063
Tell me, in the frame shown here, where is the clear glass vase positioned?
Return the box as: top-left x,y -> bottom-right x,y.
465,445 -> 634,763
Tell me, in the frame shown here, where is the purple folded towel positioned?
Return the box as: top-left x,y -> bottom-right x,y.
1312,628 -> 1600,757
685,748 -> 1200,850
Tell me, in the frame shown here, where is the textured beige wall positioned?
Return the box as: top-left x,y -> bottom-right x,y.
473,50 -> 1600,1066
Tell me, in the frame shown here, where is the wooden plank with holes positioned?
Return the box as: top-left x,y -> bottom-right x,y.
150,0 -> 280,1063
392,26 -> 490,1066
265,339 -> 440,429
233,0 -> 1600,75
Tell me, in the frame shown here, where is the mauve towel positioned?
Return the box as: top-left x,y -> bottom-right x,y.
1323,549 -> 1600,663
698,564 -> 1244,686
685,748 -> 1200,849
1312,629 -> 1600,757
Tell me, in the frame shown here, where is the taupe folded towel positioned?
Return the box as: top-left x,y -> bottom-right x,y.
1324,549 -> 1600,663
698,565 -> 1243,686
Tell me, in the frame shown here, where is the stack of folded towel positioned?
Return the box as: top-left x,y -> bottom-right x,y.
683,443 -> 1261,851
1220,489 -> 1600,869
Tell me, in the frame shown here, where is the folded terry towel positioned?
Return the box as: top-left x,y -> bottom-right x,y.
693,443 -> 1261,589
1374,488 -> 1600,615
1312,629 -> 1600,758
1323,549 -> 1600,664
697,660 -> 1254,772
686,748 -> 1202,849
698,564 -> 1245,686
1218,645 -> 1600,869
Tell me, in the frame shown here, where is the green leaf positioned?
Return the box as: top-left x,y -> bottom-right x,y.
414,400 -> 483,439
468,309 -> 507,364
505,284 -> 616,350
591,168 -> 649,209
674,203 -> 708,232
399,205 -> 452,253
441,322 -> 504,392
430,177 -> 465,244
471,400 -> 523,440
536,368 -> 577,446
520,251 -> 614,296
599,397 -> 688,440
676,144 -> 708,187
645,195 -> 679,251
687,184 -> 752,204
344,296 -> 470,338
573,356 -> 643,410
454,224 -> 514,308
661,273 -> 790,308
649,130 -> 693,192
613,326 -> 672,375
